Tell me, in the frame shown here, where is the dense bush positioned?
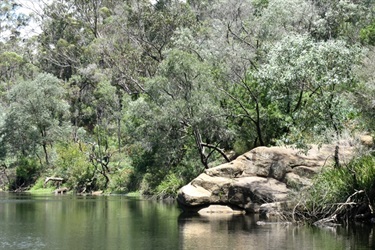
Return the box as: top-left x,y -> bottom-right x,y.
10,157 -> 40,190
55,142 -> 97,192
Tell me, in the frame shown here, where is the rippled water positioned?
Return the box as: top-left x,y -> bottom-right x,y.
0,192 -> 374,250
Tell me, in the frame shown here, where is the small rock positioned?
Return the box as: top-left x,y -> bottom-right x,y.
92,190 -> 103,196
197,205 -> 245,215
360,135 -> 374,147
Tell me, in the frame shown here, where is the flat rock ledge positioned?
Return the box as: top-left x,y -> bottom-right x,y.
198,205 -> 245,215
177,143 -> 357,214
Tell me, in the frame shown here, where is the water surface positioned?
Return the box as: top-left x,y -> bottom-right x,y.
0,193 -> 374,249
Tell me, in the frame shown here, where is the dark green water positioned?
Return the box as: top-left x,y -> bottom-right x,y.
0,193 -> 374,250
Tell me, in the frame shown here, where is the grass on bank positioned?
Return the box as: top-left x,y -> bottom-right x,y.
27,176 -> 143,197
294,152 -> 375,224
28,178 -> 57,194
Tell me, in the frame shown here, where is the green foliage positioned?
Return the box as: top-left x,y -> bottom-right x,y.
125,48 -> 233,182
139,173 -> 155,195
30,178 -> 46,190
255,34 -> 361,146
226,73 -> 281,148
1,73 -> 69,166
311,0 -> 370,42
348,155 -> 375,197
360,22 -> 375,45
256,0 -> 316,39
156,172 -> 184,198
0,51 -> 38,104
28,178 -> 55,194
55,142 -> 96,192
305,154 -> 375,216
252,0 -> 269,15
10,157 -> 40,190
107,167 -> 133,194
138,169 -> 184,198
37,0 -> 96,80
353,48 -> 375,132
226,34 -> 362,151
308,166 -> 354,206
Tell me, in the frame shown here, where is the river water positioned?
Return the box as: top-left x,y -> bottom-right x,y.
0,192 -> 374,250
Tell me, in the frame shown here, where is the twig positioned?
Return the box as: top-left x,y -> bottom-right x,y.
313,190 -> 365,226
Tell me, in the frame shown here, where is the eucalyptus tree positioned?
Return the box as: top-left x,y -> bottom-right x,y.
97,0 -> 197,94
0,0 -> 34,91
1,73 -> 69,167
37,0 -> 86,80
63,62 -> 124,190
125,47 -> 233,193
354,48 -> 375,132
254,35 -> 361,146
88,77 -> 122,188
191,0 -> 369,151
68,0 -> 114,39
0,52 -> 25,98
181,0 -> 319,150
36,0 -> 117,80
0,0 -> 29,41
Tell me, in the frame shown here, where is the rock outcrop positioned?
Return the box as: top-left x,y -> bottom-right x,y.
177,143 -> 356,214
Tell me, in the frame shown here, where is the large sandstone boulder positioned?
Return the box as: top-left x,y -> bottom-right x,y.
177,143 -> 356,213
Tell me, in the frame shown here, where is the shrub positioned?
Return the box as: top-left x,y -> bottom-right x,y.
156,172 -> 184,198
313,154 -> 375,204
108,167 -> 133,194
29,177 -> 55,194
55,142 -> 96,192
360,22 -> 375,46
296,152 -> 375,223
10,157 -> 40,190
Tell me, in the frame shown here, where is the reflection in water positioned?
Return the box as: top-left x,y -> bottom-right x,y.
178,213 -> 375,250
0,193 -> 374,250
0,193 -> 180,250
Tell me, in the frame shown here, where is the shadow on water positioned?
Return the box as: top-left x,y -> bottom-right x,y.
177,212 -> 375,250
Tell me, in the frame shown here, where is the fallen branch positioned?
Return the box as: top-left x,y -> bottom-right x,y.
44,177 -> 64,187
313,190 -> 365,227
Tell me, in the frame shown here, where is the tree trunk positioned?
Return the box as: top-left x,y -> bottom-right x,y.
42,142 -> 49,166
